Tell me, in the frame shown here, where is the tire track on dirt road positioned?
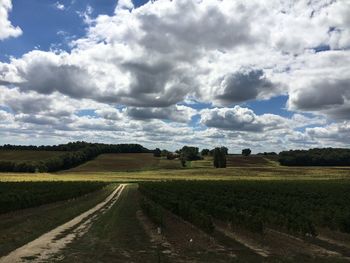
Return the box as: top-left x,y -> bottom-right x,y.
0,184 -> 127,263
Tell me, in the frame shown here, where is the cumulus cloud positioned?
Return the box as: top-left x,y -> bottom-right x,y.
0,0 -> 22,40
287,50 -> 350,120
116,0 -> 134,11
289,78 -> 349,111
307,121 -> 350,145
0,0 -> 261,108
126,105 -> 196,123
0,0 -> 350,150
215,69 -> 279,104
200,106 -> 287,132
2,0 -> 349,109
95,107 -> 123,121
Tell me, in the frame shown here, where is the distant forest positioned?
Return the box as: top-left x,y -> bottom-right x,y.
279,148 -> 350,166
0,142 -> 149,173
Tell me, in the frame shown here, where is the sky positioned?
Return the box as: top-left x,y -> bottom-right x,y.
0,0 -> 350,153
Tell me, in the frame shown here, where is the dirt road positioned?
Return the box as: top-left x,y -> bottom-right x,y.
0,184 -> 127,263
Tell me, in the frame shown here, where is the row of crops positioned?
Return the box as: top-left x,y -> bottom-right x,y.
0,181 -> 108,214
139,180 -> 350,236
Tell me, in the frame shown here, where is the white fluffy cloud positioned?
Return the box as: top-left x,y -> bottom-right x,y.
200,106 -> 286,132
307,121 -> 350,145
2,0 -> 349,109
0,0 -> 350,150
0,0 -> 22,40
287,50 -> 350,119
200,106 -> 326,132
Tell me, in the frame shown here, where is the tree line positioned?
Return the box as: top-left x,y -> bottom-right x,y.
0,142 -> 149,173
0,141 -> 92,151
279,148 -> 350,166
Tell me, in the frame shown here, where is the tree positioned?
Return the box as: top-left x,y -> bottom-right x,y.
242,148 -> 251,156
213,147 -> 227,168
166,152 -> 177,160
221,147 -> 228,155
153,148 -> 161,157
201,149 -> 210,156
178,146 -> 201,167
180,154 -> 186,167
180,146 -> 200,161
161,149 -> 169,157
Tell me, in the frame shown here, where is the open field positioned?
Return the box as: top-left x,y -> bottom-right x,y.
64,153 -> 182,173
0,150 -> 65,161
1,165 -> 350,182
0,152 -> 349,182
1,153 -> 350,262
226,155 -> 279,167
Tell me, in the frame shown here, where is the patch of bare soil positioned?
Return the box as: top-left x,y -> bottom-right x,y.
317,228 -> 350,253
266,228 -> 343,258
0,184 -> 126,263
138,201 -> 238,262
214,222 -> 270,257
136,210 -> 184,262
214,220 -> 350,261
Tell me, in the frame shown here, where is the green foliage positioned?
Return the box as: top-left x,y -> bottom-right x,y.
0,181 -> 108,214
221,147 -> 228,155
213,147 -> 227,168
179,146 -> 200,161
201,149 -> 210,156
242,148 -> 252,156
179,146 -> 201,167
279,148 -> 350,166
139,184 -> 214,233
153,148 -> 161,157
166,152 -> 177,160
140,197 -> 164,227
139,180 -> 350,236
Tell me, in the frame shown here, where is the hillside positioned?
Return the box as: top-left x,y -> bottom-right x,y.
65,153 -> 182,173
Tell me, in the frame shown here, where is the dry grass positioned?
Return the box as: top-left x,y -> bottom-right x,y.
226,155 -> 278,167
64,153 -> 182,173
1,165 -> 350,183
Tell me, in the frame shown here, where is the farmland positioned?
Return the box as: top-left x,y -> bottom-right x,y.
0,183 -> 116,257
65,153 -> 182,172
226,155 -> 278,167
0,152 -> 350,262
0,181 -> 108,214
139,180 -> 350,235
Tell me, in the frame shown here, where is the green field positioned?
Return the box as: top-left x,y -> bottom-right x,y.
0,181 -> 108,214
140,180 -> 350,235
1,152 -> 350,262
0,150 -> 65,161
